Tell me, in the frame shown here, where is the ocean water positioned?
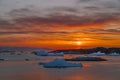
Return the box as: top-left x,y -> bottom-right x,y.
0,52 -> 120,80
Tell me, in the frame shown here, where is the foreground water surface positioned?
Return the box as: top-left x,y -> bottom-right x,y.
0,52 -> 120,80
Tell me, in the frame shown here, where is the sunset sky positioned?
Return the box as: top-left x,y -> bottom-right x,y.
0,0 -> 120,49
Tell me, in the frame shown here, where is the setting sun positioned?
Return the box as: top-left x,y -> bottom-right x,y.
75,41 -> 82,45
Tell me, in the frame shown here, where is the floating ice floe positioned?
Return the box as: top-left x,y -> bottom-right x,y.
47,52 -> 64,56
66,56 -> 107,61
108,52 -> 120,56
39,58 -> 83,68
88,51 -> 106,56
33,50 -> 64,56
33,50 -> 48,56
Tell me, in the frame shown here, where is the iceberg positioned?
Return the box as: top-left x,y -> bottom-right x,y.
88,51 -> 106,56
109,52 -> 120,56
66,56 -> 107,61
39,58 -> 83,68
47,52 -> 64,56
33,50 -> 64,56
33,50 -> 47,56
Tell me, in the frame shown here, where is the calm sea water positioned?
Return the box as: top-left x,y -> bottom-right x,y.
0,52 -> 120,80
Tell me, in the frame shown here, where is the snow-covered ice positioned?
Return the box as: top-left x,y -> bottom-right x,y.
88,51 -> 106,56
47,52 -> 64,56
39,58 -> 83,68
34,50 -> 64,56
33,50 -> 48,56
108,52 -> 120,56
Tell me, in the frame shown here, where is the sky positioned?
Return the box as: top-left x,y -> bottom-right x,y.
0,0 -> 120,49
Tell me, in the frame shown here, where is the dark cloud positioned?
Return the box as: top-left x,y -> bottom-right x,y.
0,7 -> 120,35
84,28 -> 120,35
7,8 -> 36,18
0,19 -> 27,31
78,0 -> 92,2
14,12 -> 120,27
77,0 -> 120,12
91,12 -> 120,23
10,8 -> 30,13
101,1 -> 120,9
84,6 -> 101,10
47,7 -> 78,13
0,30 -> 69,35
105,29 -> 120,33
0,19 -> 10,26
0,19 -> 15,29
0,31 -> 28,35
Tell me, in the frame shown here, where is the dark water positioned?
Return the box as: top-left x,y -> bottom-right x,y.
0,53 -> 120,80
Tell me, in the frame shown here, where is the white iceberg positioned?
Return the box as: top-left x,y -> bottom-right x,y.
47,52 -> 64,56
33,50 -> 64,56
109,52 -> 120,56
88,51 -> 106,56
40,58 -> 82,68
33,50 -> 47,56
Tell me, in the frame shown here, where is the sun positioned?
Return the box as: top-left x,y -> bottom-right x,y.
75,41 -> 82,45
